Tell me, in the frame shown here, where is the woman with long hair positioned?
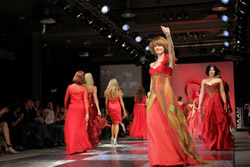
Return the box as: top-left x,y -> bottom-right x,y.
85,73 -> 109,147
104,79 -> 127,145
129,86 -> 147,139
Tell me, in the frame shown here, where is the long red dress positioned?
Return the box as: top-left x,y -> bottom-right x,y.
186,104 -> 198,135
87,92 -> 109,147
201,83 -> 233,150
130,97 -> 147,139
146,54 -> 205,166
64,84 -> 92,155
108,97 -> 122,124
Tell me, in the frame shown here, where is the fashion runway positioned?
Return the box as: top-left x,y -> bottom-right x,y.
0,132 -> 236,167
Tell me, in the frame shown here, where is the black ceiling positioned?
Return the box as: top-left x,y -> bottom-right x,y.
0,0 -> 249,64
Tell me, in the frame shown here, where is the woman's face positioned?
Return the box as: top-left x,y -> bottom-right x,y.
209,67 -> 215,77
154,45 -> 165,56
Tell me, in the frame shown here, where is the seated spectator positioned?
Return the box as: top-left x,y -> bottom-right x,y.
0,104 -> 18,154
43,101 -> 65,146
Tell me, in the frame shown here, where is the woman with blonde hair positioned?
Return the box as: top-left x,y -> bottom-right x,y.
104,79 -> 127,145
64,71 -> 92,154
85,73 -> 109,148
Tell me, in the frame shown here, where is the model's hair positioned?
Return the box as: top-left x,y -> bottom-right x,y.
177,96 -> 182,101
205,64 -> 219,76
72,70 -> 86,85
104,78 -> 121,99
135,86 -> 146,102
149,36 -> 169,55
85,73 -> 94,92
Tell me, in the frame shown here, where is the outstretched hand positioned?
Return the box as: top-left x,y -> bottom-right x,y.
161,26 -> 171,36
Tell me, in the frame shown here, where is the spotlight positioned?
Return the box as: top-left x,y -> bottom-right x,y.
223,30 -> 229,37
121,42 -> 127,48
177,14 -> 181,20
184,13 -> 189,19
224,41 -> 229,47
107,34 -> 112,39
221,15 -> 228,22
221,0 -> 229,4
101,5 -> 110,14
169,14 -> 174,21
145,45 -> 150,51
135,36 -> 142,42
122,24 -> 130,31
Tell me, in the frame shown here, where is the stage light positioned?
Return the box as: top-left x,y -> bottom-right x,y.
221,15 -> 228,22
184,13 -> 189,19
223,30 -> 229,37
107,33 -> 113,39
121,42 -> 127,48
101,5 -> 110,14
122,24 -> 130,31
221,0 -> 229,4
169,14 -> 174,21
224,41 -> 229,47
145,45 -> 150,51
135,36 -> 142,42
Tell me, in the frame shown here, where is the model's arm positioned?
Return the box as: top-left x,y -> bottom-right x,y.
64,85 -> 70,110
105,92 -> 109,112
219,79 -> 227,112
93,86 -> 101,115
83,87 -> 89,121
161,26 -> 176,69
119,91 -> 127,117
198,80 -> 205,112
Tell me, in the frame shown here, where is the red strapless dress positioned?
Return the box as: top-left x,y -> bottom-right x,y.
130,97 -> 147,139
146,54 -> 205,166
201,83 -> 233,150
108,97 -> 122,124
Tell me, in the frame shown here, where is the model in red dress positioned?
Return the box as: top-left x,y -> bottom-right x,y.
105,79 -> 127,145
64,71 -> 92,155
186,100 -> 198,136
146,26 -> 205,167
198,64 -> 233,150
130,86 -> 147,139
85,73 -> 109,148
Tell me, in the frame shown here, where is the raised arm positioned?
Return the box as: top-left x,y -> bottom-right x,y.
93,86 -> 101,115
161,26 -> 176,69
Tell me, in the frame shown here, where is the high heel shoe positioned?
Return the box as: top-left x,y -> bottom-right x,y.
113,139 -> 117,145
111,137 -> 114,144
7,144 -> 19,154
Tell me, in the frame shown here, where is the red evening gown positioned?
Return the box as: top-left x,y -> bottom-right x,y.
87,92 -> 109,147
146,54 -> 205,166
201,83 -> 233,150
186,104 -> 198,135
64,84 -> 92,155
130,97 -> 147,139
108,97 -> 122,124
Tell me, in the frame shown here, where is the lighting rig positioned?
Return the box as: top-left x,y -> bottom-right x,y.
51,0 -> 152,65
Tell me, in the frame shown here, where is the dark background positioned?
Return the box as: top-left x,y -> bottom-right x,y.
0,0 -> 249,113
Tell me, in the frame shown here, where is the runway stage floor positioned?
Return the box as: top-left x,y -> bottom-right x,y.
0,135 -> 233,167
